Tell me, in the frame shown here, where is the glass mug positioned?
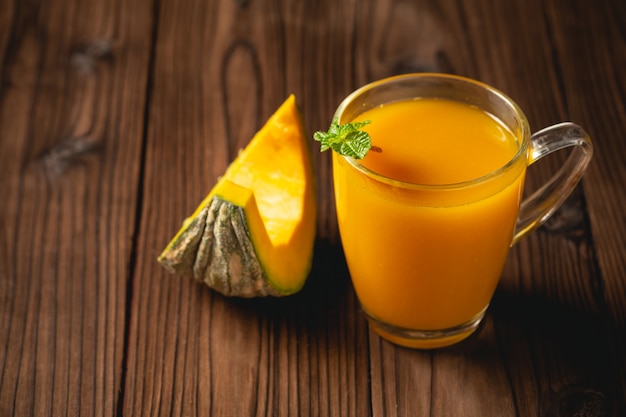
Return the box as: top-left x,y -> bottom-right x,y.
332,73 -> 593,349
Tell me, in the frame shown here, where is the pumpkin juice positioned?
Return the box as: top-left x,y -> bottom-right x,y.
333,98 -> 526,344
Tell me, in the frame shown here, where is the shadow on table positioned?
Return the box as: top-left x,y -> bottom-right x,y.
485,290 -> 622,416
222,238 -> 353,320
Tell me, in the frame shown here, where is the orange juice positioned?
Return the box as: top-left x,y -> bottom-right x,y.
333,98 -> 526,344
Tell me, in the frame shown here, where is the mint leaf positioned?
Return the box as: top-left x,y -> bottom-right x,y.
313,118 -> 373,159
337,130 -> 371,159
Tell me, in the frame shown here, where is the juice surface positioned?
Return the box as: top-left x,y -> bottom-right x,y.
334,98 -> 526,332
354,99 -> 519,184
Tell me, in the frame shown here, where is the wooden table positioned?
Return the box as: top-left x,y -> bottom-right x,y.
1,0 -> 625,415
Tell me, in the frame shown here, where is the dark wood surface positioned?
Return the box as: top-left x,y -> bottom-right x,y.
1,0 -> 625,415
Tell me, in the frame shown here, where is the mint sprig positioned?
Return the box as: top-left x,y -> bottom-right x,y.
313,118 -> 373,159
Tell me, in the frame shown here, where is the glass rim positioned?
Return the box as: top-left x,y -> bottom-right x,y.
333,73 -> 531,191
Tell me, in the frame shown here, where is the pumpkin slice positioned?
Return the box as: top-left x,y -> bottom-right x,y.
158,95 -> 316,297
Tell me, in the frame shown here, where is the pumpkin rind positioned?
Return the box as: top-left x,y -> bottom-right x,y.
158,95 -> 315,297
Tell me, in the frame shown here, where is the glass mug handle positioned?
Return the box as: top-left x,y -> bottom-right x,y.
512,122 -> 594,245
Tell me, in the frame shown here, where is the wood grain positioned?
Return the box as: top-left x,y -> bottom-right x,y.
0,0 -> 152,415
1,0 -> 625,416
549,1 -> 626,408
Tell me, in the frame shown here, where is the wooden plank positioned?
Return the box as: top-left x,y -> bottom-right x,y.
546,0 -> 626,410
126,0 -> 371,415
0,0 -> 152,415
